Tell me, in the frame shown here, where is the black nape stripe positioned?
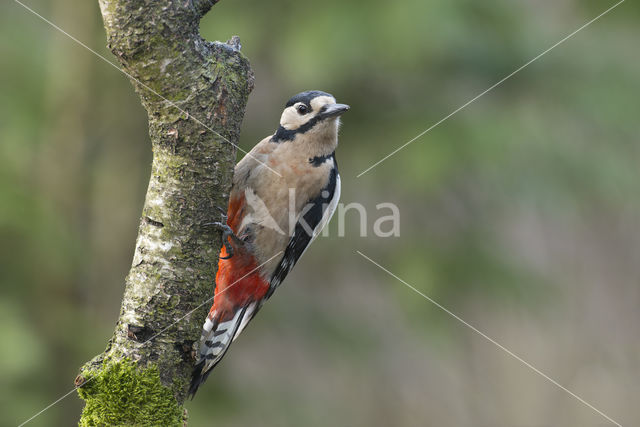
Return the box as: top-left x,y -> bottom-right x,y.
271,125 -> 298,142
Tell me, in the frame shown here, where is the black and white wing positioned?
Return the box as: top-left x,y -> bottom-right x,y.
267,167 -> 340,298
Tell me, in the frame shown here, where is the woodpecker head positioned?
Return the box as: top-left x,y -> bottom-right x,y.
272,90 -> 349,144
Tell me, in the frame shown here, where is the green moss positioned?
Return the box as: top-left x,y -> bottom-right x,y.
78,359 -> 183,426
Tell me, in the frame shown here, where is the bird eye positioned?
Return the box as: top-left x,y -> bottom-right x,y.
296,104 -> 308,115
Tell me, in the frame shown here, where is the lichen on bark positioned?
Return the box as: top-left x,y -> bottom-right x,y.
77,0 -> 253,423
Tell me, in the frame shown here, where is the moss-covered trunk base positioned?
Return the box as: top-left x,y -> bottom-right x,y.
77,358 -> 183,426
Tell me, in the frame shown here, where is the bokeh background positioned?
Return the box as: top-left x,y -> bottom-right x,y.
2,0 -> 639,425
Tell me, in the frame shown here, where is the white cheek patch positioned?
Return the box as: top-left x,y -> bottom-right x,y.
280,106 -> 307,130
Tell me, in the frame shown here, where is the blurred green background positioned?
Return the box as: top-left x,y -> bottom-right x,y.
2,0 -> 639,426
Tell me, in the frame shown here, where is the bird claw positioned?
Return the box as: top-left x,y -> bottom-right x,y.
203,222 -> 243,259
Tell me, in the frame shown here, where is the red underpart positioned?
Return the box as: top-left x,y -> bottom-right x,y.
209,193 -> 270,322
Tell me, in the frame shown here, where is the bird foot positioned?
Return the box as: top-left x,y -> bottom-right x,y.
204,222 -> 243,259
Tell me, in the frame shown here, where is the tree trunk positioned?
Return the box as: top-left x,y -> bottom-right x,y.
76,0 -> 253,424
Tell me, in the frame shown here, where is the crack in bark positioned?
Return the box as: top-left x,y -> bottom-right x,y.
144,216 -> 165,227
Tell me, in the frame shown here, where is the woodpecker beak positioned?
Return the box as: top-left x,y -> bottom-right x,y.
321,103 -> 350,119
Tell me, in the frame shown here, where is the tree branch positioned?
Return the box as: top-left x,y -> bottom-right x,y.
76,0 -> 253,424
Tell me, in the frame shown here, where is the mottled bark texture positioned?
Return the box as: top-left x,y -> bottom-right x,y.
76,0 -> 253,424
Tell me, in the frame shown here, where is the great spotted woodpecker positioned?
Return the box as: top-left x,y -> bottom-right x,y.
189,91 -> 348,396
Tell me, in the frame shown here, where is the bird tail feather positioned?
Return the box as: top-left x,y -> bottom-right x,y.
189,303 -> 256,397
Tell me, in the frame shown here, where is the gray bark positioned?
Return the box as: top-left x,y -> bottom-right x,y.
76,0 -> 253,424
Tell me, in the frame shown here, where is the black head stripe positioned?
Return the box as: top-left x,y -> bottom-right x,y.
272,126 -> 297,142
285,90 -> 333,108
272,114 -> 322,142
